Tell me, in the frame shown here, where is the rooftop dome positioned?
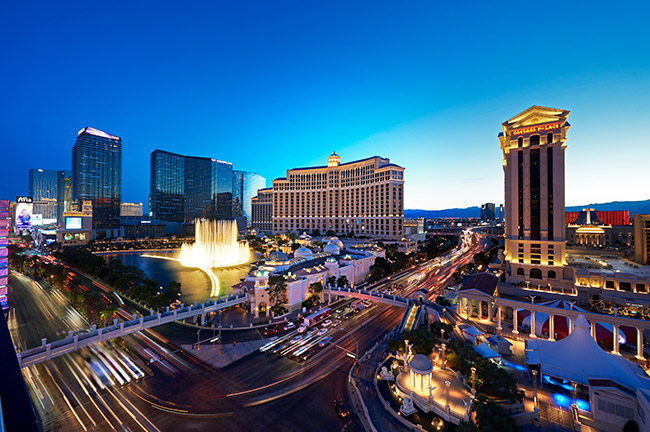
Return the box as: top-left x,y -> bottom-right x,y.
409,354 -> 433,375
323,241 -> 340,255
267,250 -> 290,264
294,246 -> 313,259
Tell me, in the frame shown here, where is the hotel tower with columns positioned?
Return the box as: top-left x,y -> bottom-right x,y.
499,106 -> 575,290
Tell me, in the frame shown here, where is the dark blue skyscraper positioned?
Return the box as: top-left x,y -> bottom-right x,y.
72,127 -> 122,231
150,150 -> 233,223
233,171 -> 266,224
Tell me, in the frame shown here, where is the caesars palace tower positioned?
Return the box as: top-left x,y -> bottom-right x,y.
499,106 -> 575,291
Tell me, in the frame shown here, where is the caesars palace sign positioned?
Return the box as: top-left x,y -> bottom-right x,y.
511,121 -> 562,136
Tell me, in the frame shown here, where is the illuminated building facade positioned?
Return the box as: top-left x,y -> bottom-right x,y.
0,200 -> 8,310
635,215 -> 650,265
499,106 -> 574,289
120,202 -> 143,217
251,187 -> 273,233
566,210 -> 630,227
28,168 -> 70,224
149,150 -> 233,223
72,127 -> 121,231
270,153 -> 404,239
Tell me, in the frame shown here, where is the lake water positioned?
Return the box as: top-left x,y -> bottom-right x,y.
106,251 -> 254,304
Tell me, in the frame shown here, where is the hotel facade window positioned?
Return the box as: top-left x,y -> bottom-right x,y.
268,153 -> 404,239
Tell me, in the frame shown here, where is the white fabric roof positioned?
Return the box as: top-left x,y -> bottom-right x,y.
461,326 -> 484,337
474,342 -> 501,359
525,315 -> 650,391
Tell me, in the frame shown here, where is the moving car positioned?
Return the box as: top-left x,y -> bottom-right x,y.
316,328 -> 328,336
283,322 -> 296,331
334,400 -> 350,418
297,325 -> 308,333
318,336 -> 333,347
322,319 -> 332,327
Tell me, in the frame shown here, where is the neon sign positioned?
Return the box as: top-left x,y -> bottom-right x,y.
511,122 -> 561,136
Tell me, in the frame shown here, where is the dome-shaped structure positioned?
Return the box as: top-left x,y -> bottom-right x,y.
323,241 -> 340,255
409,354 -> 433,375
266,250 -> 290,265
294,246 -> 313,259
329,237 -> 344,249
324,257 -> 338,269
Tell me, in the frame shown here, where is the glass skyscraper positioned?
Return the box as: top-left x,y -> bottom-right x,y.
233,171 -> 266,223
150,150 -> 233,222
72,127 -> 122,230
28,168 -> 70,223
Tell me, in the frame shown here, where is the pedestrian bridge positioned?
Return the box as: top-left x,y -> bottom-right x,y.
324,287 -> 443,318
17,293 -> 248,368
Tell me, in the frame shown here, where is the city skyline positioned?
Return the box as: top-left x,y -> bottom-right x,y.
3,2 -> 650,210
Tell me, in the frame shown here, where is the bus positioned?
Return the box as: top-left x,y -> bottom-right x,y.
303,307 -> 331,327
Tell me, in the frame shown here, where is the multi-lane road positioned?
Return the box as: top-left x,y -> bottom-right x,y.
8,229 -> 488,431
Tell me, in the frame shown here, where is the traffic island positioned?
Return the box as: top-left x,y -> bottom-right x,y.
181,339 -> 267,368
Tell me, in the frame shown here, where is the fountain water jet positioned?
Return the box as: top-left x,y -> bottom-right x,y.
179,219 -> 249,268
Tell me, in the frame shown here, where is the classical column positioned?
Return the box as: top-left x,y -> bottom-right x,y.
548,314 -> 555,341
591,321 -> 596,341
636,327 -> 645,361
529,311 -> 536,338
466,298 -> 471,319
513,309 -> 519,334
612,324 -> 620,355
496,306 -> 502,332
478,301 -> 483,319
488,302 -> 493,321
568,316 -> 574,334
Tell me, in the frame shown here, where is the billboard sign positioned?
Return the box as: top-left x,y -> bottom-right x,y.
15,196 -> 33,231
65,216 -> 82,230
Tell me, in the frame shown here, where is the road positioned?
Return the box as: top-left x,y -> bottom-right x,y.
8,230 -> 488,431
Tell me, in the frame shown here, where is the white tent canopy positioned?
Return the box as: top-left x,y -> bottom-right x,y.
526,315 -> 650,391
474,341 -> 501,359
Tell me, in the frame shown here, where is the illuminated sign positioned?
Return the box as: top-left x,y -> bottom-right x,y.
511,122 -> 561,136
64,233 -> 73,241
15,197 -> 33,231
65,217 -> 82,230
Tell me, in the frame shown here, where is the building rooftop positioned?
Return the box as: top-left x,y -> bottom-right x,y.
78,126 -> 121,140
459,272 -> 499,295
568,254 -> 650,278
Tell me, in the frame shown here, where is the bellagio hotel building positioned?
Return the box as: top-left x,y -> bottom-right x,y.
268,152 -> 405,239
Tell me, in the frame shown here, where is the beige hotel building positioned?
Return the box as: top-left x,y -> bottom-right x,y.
257,152 -> 404,239
499,106 -> 575,290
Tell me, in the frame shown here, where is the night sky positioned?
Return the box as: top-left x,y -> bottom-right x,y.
2,1 -> 649,210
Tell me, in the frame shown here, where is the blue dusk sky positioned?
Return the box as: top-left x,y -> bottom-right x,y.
2,1 -> 649,210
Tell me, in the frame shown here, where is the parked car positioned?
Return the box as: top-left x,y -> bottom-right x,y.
334,400 -> 350,418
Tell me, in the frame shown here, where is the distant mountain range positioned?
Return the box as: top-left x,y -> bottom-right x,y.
405,199 -> 650,219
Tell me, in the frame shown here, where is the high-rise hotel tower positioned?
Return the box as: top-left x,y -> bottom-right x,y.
499,106 -> 574,289
270,152 -> 404,238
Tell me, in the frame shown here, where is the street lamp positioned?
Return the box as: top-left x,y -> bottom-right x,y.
470,367 -> 476,394
440,328 -> 445,341
196,328 -> 201,351
531,369 -> 538,408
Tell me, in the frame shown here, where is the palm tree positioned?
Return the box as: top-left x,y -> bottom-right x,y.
98,305 -> 118,327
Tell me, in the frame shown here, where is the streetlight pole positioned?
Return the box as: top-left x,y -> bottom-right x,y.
350,335 -> 359,379
470,367 -> 476,395
218,310 -> 222,355
531,369 -> 538,408
196,328 -> 201,351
